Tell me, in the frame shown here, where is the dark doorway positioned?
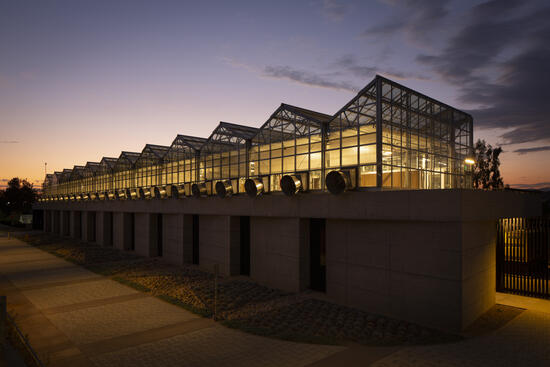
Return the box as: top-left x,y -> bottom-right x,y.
32,210 -> 44,230
107,212 -> 114,246
240,216 -> 250,276
310,218 -> 326,292
129,213 -> 135,250
64,211 -> 70,236
157,214 -> 163,257
89,212 -> 96,242
192,215 -> 199,264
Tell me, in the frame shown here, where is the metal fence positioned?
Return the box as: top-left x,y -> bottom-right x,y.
496,217 -> 550,299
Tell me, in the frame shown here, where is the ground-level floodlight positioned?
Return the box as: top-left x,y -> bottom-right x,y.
326,170 -> 354,195
191,183 -> 207,198
280,175 -> 303,196
244,178 -> 264,198
153,186 -> 168,199
215,180 -> 233,198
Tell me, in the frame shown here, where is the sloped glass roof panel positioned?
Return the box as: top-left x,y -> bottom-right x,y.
135,144 -> 170,168
165,135 -> 207,162
202,122 -> 259,154
113,151 -> 140,172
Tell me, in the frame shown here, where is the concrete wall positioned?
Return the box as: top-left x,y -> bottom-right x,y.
250,217 -> 309,293
60,210 -> 70,237
162,214 -> 193,266
96,211 -> 113,247
113,212 -> 133,251
69,211 -> 81,239
44,210 -> 52,232
35,189 -> 543,332
52,210 -> 60,235
198,215 -> 240,276
82,211 -> 96,243
325,219 -> 497,332
134,213 -> 160,257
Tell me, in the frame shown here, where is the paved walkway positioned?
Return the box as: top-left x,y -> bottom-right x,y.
0,236 -> 343,367
2,233 -> 550,367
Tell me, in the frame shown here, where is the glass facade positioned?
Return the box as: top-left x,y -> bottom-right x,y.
41,76 -> 473,199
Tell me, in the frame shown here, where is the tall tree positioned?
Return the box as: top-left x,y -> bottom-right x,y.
472,139 -> 504,190
2,177 -> 37,215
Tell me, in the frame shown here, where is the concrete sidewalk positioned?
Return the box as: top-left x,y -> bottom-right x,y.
0,236 -> 344,367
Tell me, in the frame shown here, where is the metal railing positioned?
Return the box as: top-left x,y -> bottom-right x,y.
497,217 -> 550,299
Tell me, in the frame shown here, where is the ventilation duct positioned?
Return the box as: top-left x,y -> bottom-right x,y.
174,185 -> 186,199
116,189 -> 128,200
244,178 -> 264,197
153,186 -> 168,199
99,192 -> 106,200
325,169 -> 356,195
130,189 -> 139,200
81,193 -> 88,201
280,175 -> 303,196
107,191 -> 116,200
90,192 -> 98,201
140,187 -> 152,200
215,180 -> 233,198
191,183 -> 207,198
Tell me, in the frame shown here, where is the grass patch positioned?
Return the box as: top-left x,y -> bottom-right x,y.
111,276 -> 151,293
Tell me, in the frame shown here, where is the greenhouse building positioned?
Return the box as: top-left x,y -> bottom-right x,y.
34,75 -> 542,332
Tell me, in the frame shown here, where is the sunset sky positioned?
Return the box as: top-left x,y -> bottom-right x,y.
1,0 -> 549,189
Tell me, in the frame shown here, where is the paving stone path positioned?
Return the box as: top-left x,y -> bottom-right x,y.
2,232 -> 550,367
0,236 -> 343,367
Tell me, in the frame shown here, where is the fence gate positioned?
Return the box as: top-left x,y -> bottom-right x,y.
496,217 -> 550,299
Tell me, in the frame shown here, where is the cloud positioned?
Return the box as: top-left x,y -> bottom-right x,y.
416,0 -> 550,145
263,65 -> 359,92
333,54 -> 429,81
363,0 -> 451,44
513,146 -> 550,155
0,140 -> 19,144
321,0 -> 350,21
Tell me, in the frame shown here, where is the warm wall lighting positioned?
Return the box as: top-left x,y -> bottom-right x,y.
464,158 -> 475,165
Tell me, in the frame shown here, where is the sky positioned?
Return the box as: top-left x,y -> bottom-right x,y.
1,0 -> 549,189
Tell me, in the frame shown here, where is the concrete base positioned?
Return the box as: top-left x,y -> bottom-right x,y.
325,219 -> 496,332
113,212 -> 134,251
134,213 -> 161,257
82,211 -> 96,243
96,211 -> 113,247
44,210 -> 52,232
162,214 -> 193,266
250,217 -> 309,293
69,211 -> 81,240
198,215 -> 240,276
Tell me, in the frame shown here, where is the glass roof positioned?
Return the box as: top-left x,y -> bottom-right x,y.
202,122 -> 259,154
165,135 -> 207,161
113,151 -> 140,172
136,144 -> 170,167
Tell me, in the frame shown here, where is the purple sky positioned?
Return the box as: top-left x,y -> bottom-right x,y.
1,0 -> 549,189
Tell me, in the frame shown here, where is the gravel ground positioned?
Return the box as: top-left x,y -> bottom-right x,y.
14,232 -> 461,346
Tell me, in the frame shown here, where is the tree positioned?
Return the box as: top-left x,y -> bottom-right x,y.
0,178 -> 37,224
472,139 -> 504,190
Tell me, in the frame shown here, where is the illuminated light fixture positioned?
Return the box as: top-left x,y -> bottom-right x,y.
215,180 -> 233,198
326,169 -> 355,195
382,151 -> 392,156
281,175 -> 303,197
245,178 -> 264,197
464,158 -> 475,165
191,183 -> 207,198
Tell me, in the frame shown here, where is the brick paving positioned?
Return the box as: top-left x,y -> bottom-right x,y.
0,234 -> 343,366
2,231 -> 550,367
